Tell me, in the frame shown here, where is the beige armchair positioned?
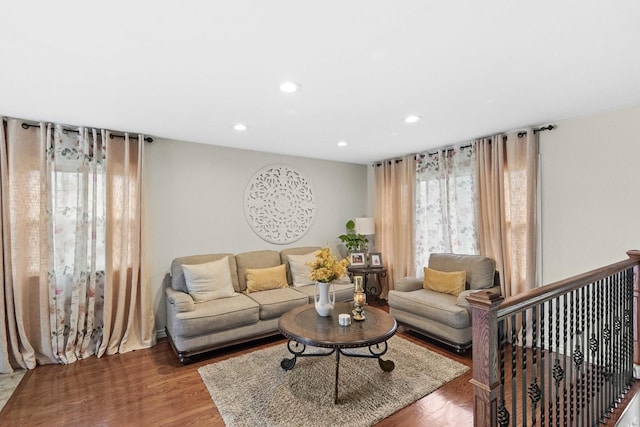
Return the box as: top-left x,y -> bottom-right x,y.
387,253 -> 500,353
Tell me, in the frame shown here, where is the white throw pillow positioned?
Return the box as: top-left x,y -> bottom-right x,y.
288,251 -> 317,287
182,257 -> 237,303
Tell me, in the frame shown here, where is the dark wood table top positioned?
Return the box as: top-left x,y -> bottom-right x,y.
278,302 -> 397,349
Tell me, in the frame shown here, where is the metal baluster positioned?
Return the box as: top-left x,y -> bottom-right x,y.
497,319 -> 510,427
569,290 -> 575,426
586,283 -> 597,425
548,299 -> 554,427
554,296 -> 563,426
606,274 -> 614,418
541,303 -> 547,427
614,272 -> 622,407
522,311 -> 528,426
512,314 -> 518,427
590,280 -> 598,425
563,293 -> 568,427
624,268 -> 633,391
580,285 -> 586,425
528,306 -> 540,426
597,277 -> 606,425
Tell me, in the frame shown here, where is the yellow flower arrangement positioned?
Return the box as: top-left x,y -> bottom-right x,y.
307,247 -> 349,283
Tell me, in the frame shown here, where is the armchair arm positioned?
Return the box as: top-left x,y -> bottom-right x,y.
457,285 -> 501,310
394,277 -> 423,292
166,286 -> 195,313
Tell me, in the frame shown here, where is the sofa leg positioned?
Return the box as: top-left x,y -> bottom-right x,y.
454,346 -> 468,355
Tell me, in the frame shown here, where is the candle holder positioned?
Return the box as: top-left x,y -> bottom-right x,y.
352,277 -> 366,321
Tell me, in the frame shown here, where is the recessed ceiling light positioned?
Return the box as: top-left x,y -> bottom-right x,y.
337,141 -> 348,147
233,123 -> 248,131
404,115 -> 421,124
280,81 -> 300,93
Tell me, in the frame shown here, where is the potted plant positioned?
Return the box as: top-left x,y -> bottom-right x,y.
338,220 -> 368,252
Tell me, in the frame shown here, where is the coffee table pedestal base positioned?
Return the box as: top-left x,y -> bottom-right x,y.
280,339 -> 395,404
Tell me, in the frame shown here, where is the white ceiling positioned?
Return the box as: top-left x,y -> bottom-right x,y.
2,1 -> 640,164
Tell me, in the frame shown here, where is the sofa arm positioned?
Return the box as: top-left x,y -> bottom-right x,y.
395,277 -> 423,292
166,287 -> 195,313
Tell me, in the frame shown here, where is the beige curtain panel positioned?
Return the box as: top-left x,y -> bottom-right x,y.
374,155 -> 416,298
475,130 -> 539,299
0,119 -> 56,372
98,132 -> 155,356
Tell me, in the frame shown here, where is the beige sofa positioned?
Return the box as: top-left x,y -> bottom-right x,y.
165,246 -> 353,363
387,253 -> 499,353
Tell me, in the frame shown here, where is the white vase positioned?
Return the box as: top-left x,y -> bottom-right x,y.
314,282 -> 336,316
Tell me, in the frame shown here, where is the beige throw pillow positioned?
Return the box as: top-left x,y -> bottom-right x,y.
182,257 -> 236,303
423,267 -> 466,297
288,251 -> 317,287
246,264 -> 289,293
331,274 -> 351,285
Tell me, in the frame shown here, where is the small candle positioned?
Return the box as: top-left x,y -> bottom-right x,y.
354,293 -> 366,305
339,313 -> 351,326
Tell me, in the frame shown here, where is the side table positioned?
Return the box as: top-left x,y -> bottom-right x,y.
347,267 -> 387,298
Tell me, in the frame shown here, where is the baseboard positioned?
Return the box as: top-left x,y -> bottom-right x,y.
156,329 -> 167,340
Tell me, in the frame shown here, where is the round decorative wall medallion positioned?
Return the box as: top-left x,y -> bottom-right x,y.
244,165 -> 315,244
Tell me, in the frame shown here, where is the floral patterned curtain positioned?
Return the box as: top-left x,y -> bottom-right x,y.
47,125 -> 105,363
1,118 -> 154,373
415,145 -> 479,275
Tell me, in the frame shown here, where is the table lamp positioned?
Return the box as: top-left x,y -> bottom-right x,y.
355,217 -> 375,265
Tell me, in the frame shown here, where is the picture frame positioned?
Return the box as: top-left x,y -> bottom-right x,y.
370,252 -> 383,268
349,251 -> 366,267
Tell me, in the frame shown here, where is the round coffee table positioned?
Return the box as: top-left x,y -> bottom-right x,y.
278,302 -> 397,403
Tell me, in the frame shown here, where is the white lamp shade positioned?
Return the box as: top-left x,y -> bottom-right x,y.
355,217 -> 375,235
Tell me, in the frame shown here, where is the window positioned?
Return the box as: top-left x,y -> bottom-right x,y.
415,147 -> 478,275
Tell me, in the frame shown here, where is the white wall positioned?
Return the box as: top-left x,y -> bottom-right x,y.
540,104 -> 640,284
144,138 -> 368,333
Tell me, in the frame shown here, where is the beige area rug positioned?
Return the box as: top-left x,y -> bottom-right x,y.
198,336 -> 469,427
0,370 -> 26,412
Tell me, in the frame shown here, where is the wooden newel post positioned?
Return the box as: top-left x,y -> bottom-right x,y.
627,250 -> 640,367
467,290 -> 504,427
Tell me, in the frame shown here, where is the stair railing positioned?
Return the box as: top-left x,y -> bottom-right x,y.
468,250 -> 640,426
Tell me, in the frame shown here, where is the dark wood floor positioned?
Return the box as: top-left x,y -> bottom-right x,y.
0,302 -> 476,426
0,302 -> 636,426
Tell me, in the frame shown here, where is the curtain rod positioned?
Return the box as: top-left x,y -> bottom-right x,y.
375,123 -> 556,166
517,124 -> 554,138
419,125 -> 554,159
19,122 -> 153,143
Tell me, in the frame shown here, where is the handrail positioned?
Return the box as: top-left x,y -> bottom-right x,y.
496,252 -> 640,318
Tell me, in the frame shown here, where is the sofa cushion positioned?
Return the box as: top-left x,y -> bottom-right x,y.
182,257 -> 237,302
236,250 -> 281,292
171,253 -> 239,293
286,251 -> 317,286
173,293 -> 259,337
388,288 -> 470,329
423,267 -> 466,297
246,264 -> 289,293
246,288 -> 308,320
280,247 -> 321,285
429,253 -> 496,290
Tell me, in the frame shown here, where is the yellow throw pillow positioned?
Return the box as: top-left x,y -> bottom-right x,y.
246,264 -> 289,293
423,267 -> 466,296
